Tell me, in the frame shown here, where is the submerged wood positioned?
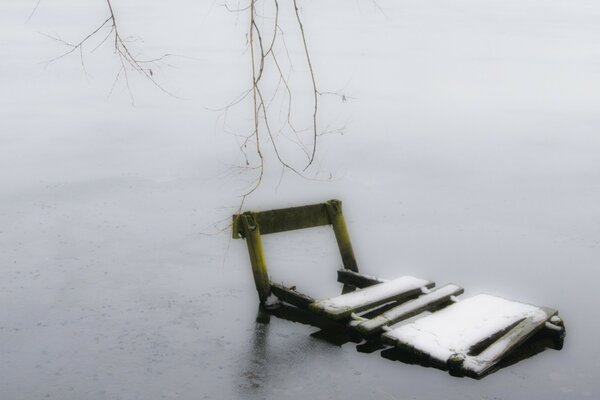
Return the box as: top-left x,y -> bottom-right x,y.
270,282 -> 315,310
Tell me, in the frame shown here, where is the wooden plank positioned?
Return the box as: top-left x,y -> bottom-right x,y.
269,303 -> 342,331
337,269 -> 386,288
451,307 -> 557,377
309,276 -> 433,320
270,282 -> 316,310
232,202 -> 330,238
355,284 -> 464,335
383,294 -> 555,370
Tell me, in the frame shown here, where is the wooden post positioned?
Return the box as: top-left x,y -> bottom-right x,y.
240,213 -> 271,302
325,199 -> 359,294
326,199 -> 358,272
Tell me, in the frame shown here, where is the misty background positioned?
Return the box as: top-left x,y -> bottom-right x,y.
1,1 -> 599,399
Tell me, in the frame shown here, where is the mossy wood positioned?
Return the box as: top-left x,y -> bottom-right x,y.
232,200 -> 565,378
232,203 -> 330,238
238,214 -> 271,301
233,199 -> 359,302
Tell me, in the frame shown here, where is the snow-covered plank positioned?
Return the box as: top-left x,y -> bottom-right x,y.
382,294 -> 552,366
337,269 -> 387,288
354,284 -> 464,335
309,276 -> 433,320
452,306 -> 557,377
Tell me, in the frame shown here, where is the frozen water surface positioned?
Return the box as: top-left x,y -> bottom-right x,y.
1,0 -> 599,399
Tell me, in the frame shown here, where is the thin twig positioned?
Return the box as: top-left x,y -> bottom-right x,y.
293,0 -> 319,170
26,0 -> 42,23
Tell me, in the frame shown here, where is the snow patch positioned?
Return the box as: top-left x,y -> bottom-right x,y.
383,294 -> 548,363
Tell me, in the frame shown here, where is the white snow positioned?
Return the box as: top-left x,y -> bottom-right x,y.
310,276 -> 431,318
356,283 -> 463,333
459,312 -> 556,376
383,294 -> 549,364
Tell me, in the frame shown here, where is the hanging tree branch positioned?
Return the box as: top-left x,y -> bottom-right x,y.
43,0 -> 176,104
292,0 -> 319,170
42,0 -> 341,209
232,0 -> 328,207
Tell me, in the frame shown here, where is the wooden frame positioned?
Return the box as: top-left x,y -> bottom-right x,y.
232,200 -> 565,378
232,199 -> 358,302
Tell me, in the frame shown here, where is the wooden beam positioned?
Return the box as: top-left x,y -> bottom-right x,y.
337,269 -> 386,288
270,283 -> 316,310
268,302 -> 348,333
232,202 -> 330,238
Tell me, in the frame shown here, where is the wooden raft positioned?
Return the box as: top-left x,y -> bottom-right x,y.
232,200 -> 565,378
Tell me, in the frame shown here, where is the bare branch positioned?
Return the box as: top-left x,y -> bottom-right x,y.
293,0 -> 319,170
26,0 -> 42,23
43,0 -> 180,104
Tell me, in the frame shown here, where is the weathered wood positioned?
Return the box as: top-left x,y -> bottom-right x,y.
337,269 -> 386,288
233,200 -> 362,299
325,200 -> 358,272
270,282 -> 316,310
451,307 -> 558,377
355,284 -> 464,335
383,294 -> 556,376
309,276 -> 433,320
239,214 -> 271,302
268,302 -> 351,335
232,203 -> 330,238
231,200 -> 564,378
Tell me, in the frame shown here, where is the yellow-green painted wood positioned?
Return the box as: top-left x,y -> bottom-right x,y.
239,214 -> 271,302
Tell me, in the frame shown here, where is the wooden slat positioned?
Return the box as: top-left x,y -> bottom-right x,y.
355,284 -> 464,335
309,276 -> 434,320
232,202 -> 330,238
383,294 -> 556,375
451,307 -> 557,377
337,269 -> 386,288
268,302 -> 347,332
270,282 -> 316,310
